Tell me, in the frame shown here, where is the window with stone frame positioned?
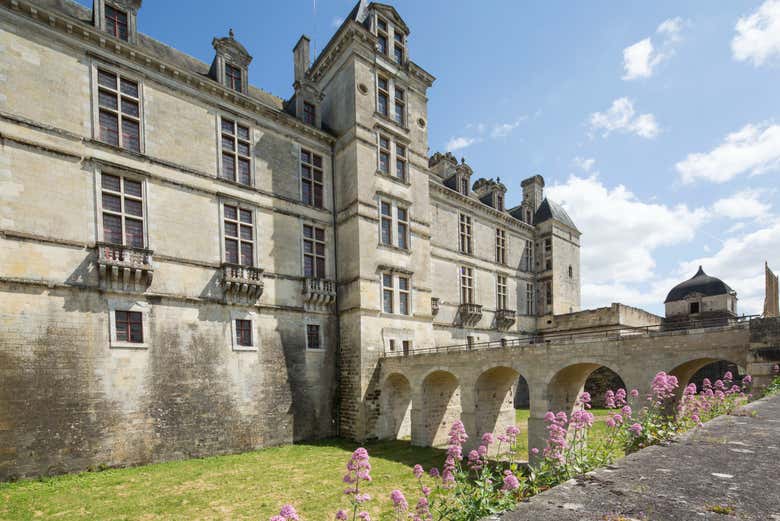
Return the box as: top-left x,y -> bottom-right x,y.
115,310 -> 143,343
460,176 -> 469,196
526,283 -> 534,315
380,201 -> 393,246
394,87 -> 406,126
303,224 -> 326,279
546,281 -> 553,306
220,117 -> 252,185
225,63 -> 243,93
235,319 -> 252,347
497,274 -> 508,310
459,214 -> 473,255
104,5 -> 128,41
306,324 -> 322,350
377,18 -> 389,55
395,144 -> 407,182
301,149 -> 324,208
495,228 -> 507,265
460,266 -> 474,304
303,102 -> 316,125
101,173 -> 144,248
397,207 -> 409,250
393,31 -> 405,64
223,204 -> 254,266
382,273 -> 394,313
378,135 -> 391,175
97,69 -> 141,152
398,276 -> 410,315
524,240 -> 533,271
377,76 -> 390,117
402,340 -> 411,355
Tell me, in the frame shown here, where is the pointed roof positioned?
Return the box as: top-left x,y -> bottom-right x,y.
533,198 -> 579,232
664,267 -> 735,303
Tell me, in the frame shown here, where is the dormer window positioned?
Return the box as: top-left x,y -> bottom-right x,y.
225,64 -> 243,93
303,102 -> 316,125
105,5 -> 128,40
394,32 -> 405,64
496,193 -> 504,211
95,1 -> 141,44
211,29 -> 252,94
377,19 -> 389,55
460,177 -> 469,195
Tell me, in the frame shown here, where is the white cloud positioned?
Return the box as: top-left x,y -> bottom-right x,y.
546,176 -> 708,303
711,189 -> 772,220
445,117 -> 526,151
589,98 -> 660,139
622,17 -> 684,80
572,157 -> 596,172
679,219 -> 780,314
675,123 -> 780,184
732,0 -> 780,66
446,136 -> 480,152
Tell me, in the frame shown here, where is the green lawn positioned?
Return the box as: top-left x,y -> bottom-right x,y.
0,409 -> 618,520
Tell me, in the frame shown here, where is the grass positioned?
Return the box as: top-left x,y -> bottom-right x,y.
0,409 -> 617,520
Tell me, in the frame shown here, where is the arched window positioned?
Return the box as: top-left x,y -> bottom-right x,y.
568,265 -> 573,278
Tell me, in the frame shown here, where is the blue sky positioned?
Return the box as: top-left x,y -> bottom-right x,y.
76,0 -> 780,315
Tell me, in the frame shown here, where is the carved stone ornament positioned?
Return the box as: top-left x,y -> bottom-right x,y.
212,29 -> 253,68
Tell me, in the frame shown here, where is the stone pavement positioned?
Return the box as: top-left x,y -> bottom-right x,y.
492,394 -> 780,521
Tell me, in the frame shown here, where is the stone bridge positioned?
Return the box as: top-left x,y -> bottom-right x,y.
374,317 -> 780,454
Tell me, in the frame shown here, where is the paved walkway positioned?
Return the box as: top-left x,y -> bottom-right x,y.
495,394 -> 780,521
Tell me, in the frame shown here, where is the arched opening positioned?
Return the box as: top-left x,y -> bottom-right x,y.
474,367 -> 520,444
584,366 -> 627,408
377,373 -> 412,440
669,358 -> 747,393
513,374 -> 530,409
547,363 -> 626,417
417,370 -> 460,447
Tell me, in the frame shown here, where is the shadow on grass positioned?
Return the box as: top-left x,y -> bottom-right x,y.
296,438 -> 447,469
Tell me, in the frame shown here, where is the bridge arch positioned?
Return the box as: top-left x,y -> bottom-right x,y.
473,366 -> 521,443
668,357 -> 747,393
376,372 -> 412,440
545,362 -> 628,416
413,370 -> 461,447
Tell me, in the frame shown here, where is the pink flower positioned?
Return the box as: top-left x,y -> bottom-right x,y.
530,447 -> 539,455
481,432 -> 494,445
335,510 -> 348,520
629,389 -> 639,398
723,371 -> 733,381
280,505 -> 300,521
422,485 -> 431,496
447,420 -> 468,445
543,411 -> 555,422
390,490 -> 408,511
355,493 -> 371,504
606,417 -> 616,428
270,517 -> 285,521
477,444 -> 488,456
621,405 -> 632,418
604,390 -> 616,408
428,467 -> 440,478
742,374 -> 752,385
413,464 -> 424,479
629,423 -> 643,435
358,512 -> 371,521
502,470 -> 520,491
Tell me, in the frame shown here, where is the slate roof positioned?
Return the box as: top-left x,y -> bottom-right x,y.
533,198 -> 579,232
664,266 -> 735,303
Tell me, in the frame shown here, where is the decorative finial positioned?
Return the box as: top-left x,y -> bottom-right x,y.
229,28 -> 235,39
461,157 -> 465,164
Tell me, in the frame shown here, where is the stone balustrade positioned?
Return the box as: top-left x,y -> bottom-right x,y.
459,302 -> 483,326
96,242 -> 154,291
303,277 -> 337,310
221,263 -> 264,304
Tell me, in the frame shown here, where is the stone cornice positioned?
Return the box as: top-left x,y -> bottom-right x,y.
429,180 -> 535,233
1,0 -> 334,145
309,21 -> 375,84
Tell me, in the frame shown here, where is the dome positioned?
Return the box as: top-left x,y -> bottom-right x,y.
664,266 -> 734,303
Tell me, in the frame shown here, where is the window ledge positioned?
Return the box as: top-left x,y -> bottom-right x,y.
110,342 -> 149,350
217,176 -> 255,191
379,312 -> 413,319
232,345 -> 258,352
378,243 -> 411,255
375,170 -> 411,187
374,112 -> 410,133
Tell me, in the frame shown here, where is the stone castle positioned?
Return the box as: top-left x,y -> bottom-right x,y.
2,0 -> 778,481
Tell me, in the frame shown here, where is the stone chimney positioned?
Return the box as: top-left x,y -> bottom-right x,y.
294,35 -> 311,84
521,175 -> 545,212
